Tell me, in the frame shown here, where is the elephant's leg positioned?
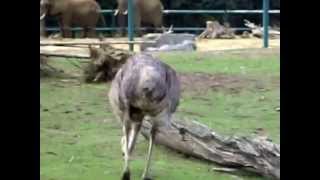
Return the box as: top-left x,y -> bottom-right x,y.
117,15 -> 126,37
61,24 -> 72,38
79,30 -> 85,38
134,13 -> 142,37
40,19 -> 46,37
79,28 -> 87,38
60,15 -> 72,38
57,17 -> 64,37
86,27 -> 96,38
153,16 -> 165,33
81,27 -> 88,38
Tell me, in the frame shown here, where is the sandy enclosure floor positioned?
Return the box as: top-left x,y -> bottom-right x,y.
106,37 -> 280,52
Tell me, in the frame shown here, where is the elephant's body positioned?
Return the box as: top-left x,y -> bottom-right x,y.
134,0 -> 164,27
41,0 -> 105,38
116,0 -> 164,36
40,19 -> 46,37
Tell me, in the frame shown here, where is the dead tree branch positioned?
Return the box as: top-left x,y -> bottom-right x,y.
141,116 -> 280,179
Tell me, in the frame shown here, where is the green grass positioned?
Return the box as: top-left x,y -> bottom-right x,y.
41,49 -> 279,180
157,50 -> 280,76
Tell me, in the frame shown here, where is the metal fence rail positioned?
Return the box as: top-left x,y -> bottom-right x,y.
44,0 -> 279,49
99,9 -> 280,14
46,9 -> 279,32
45,27 -> 251,32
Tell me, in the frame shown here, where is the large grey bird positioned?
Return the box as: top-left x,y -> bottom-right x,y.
108,53 -> 180,180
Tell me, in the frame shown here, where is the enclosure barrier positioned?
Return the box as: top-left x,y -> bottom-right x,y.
45,9 -> 280,33
44,0 -> 279,49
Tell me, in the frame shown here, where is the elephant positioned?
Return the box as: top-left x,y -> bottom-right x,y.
40,0 -> 106,38
40,9 -> 46,37
114,0 -> 166,36
40,19 -> 46,38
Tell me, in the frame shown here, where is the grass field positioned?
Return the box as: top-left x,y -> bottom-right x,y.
40,48 -> 280,180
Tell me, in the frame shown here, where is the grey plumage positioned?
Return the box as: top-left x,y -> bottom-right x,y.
108,53 -> 180,179
110,53 -> 180,116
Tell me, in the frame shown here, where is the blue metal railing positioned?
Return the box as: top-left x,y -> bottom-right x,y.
45,9 -> 280,33
98,9 -> 280,14
162,9 -> 279,14
44,0 -> 279,49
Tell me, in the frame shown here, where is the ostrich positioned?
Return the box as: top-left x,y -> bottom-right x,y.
108,53 -> 180,180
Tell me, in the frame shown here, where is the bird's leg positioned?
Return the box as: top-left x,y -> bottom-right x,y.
141,125 -> 156,180
142,110 -> 170,180
121,113 -> 131,180
128,122 -> 142,154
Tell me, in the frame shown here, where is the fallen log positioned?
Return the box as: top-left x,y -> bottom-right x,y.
141,116 -> 280,179
241,31 -> 253,39
83,45 -> 133,82
40,43 -> 133,82
40,38 -> 156,46
244,19 -> 280,39
39,38 -> 155,58
40,45 -> 90,59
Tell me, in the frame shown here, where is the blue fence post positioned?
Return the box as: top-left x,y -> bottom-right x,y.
263,0 -> 270,48
128,0 -> 134,51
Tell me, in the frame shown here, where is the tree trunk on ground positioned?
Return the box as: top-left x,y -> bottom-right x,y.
40,40 -> 134,82
140,116 -> 280,180
40,45 -> 91,59
244,19 -> 280,39
198,21 -> 236,39
40,38 -> 155,58
40,38 -> 155,46
83,45 -> 133,82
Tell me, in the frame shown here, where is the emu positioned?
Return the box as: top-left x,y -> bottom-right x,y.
108,54 -> 180,180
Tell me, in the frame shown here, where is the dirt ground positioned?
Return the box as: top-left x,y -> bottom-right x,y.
106,37 -> 280,52
179,73 -> 251,94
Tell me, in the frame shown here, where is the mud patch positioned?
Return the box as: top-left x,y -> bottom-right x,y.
179,73 -> 252,95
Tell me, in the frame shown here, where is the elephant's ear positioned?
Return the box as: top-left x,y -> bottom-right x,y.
89,46 -> 99,59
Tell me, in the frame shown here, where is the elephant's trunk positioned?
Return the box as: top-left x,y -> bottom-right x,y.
114,9 -> 128,16
163,25 -> 174,34
114,9 -> 119,16
115,0 -> 128,16
40,0 -> 49,21
40,12 -> 46,21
